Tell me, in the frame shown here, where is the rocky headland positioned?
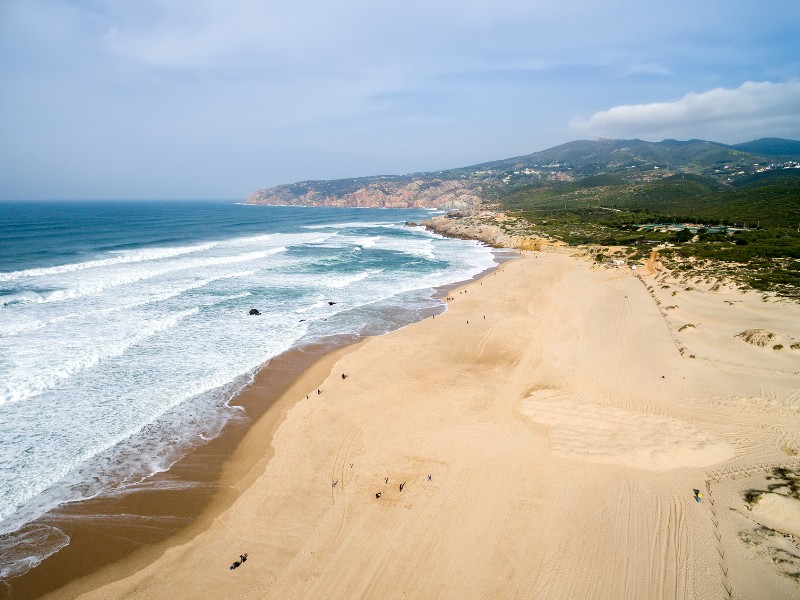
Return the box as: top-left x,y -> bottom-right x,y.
246,177 -> 483,210
417,212 -> 554,252
246,137 -> 800,211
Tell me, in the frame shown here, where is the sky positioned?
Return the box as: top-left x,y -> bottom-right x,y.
1,1 -> 799,200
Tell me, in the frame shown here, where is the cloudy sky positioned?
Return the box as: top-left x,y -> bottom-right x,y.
1,1 -> 799,200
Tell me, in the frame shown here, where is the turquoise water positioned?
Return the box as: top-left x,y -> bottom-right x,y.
0,201 -> 496,577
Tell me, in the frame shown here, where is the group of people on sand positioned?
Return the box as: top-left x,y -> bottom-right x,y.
373,473 -> 432,499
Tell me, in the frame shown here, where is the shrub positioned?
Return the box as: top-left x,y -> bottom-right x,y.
673,228 -> 694,243
743,489 -> 763,505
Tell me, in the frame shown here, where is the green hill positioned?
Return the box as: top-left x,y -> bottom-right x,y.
501,165 -> 800,228
731,138 -> 800,157
493,143 -> 800,296
464,138 -> 779,179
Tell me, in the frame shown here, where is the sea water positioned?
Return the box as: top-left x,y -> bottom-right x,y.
0,200 -> 496,578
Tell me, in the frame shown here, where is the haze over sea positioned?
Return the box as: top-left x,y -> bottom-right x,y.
0,200 -> 496,578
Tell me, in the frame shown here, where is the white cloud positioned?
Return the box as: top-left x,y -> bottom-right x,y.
572,80 -> 800,141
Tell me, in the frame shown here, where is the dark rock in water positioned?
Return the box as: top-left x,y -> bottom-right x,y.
328,301 -> 336,305
248,308 -> 261,315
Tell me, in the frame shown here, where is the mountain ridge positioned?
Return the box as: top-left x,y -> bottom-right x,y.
245,138 -> 800,209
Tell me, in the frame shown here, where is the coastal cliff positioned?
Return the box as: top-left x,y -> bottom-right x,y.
419,213 -> 552,251
246,177 -> 483,209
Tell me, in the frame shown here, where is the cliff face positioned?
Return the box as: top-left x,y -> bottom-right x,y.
419,214 -> 552,251
246,178 -> 482,209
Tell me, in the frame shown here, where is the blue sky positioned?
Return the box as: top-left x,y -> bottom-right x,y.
1,1 -> 799,200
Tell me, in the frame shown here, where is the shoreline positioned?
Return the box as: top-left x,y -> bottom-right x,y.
4,337 -> 357,600
9,242 -> 800,599
2,253 -> 511,600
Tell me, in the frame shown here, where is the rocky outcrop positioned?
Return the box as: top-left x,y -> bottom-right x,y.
246,178 -> 483,210
419,214 -> 551,251
419,215 -> 511,247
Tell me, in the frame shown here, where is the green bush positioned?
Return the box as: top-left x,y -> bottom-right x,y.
673,228 -> 694,243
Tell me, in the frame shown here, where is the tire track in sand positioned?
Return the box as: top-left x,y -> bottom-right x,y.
329,414 -> 370,549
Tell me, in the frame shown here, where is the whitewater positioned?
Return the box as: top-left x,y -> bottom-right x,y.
0,200 -> 497,578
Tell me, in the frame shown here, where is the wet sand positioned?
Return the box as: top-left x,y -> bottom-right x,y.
2,337 -> 361,600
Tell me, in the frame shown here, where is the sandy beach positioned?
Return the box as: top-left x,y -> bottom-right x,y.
44,250 -> 800,599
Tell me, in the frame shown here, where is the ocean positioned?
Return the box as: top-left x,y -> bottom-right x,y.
0,200 -> 497,579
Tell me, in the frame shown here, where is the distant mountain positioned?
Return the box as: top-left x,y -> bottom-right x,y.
731,138 -> 800,157
468,138 -> 747,174
245,138 -> 800,209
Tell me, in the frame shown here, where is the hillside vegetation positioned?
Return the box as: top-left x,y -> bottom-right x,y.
502,170 -> 800,228
498,167 -> 800,297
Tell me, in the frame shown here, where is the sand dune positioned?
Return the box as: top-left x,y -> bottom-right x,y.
752,493 -> 800,538
61,250 -> 800,600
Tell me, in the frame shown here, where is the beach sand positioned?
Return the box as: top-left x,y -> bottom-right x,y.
3,339 -> 361,600
42,251 -> 800,599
